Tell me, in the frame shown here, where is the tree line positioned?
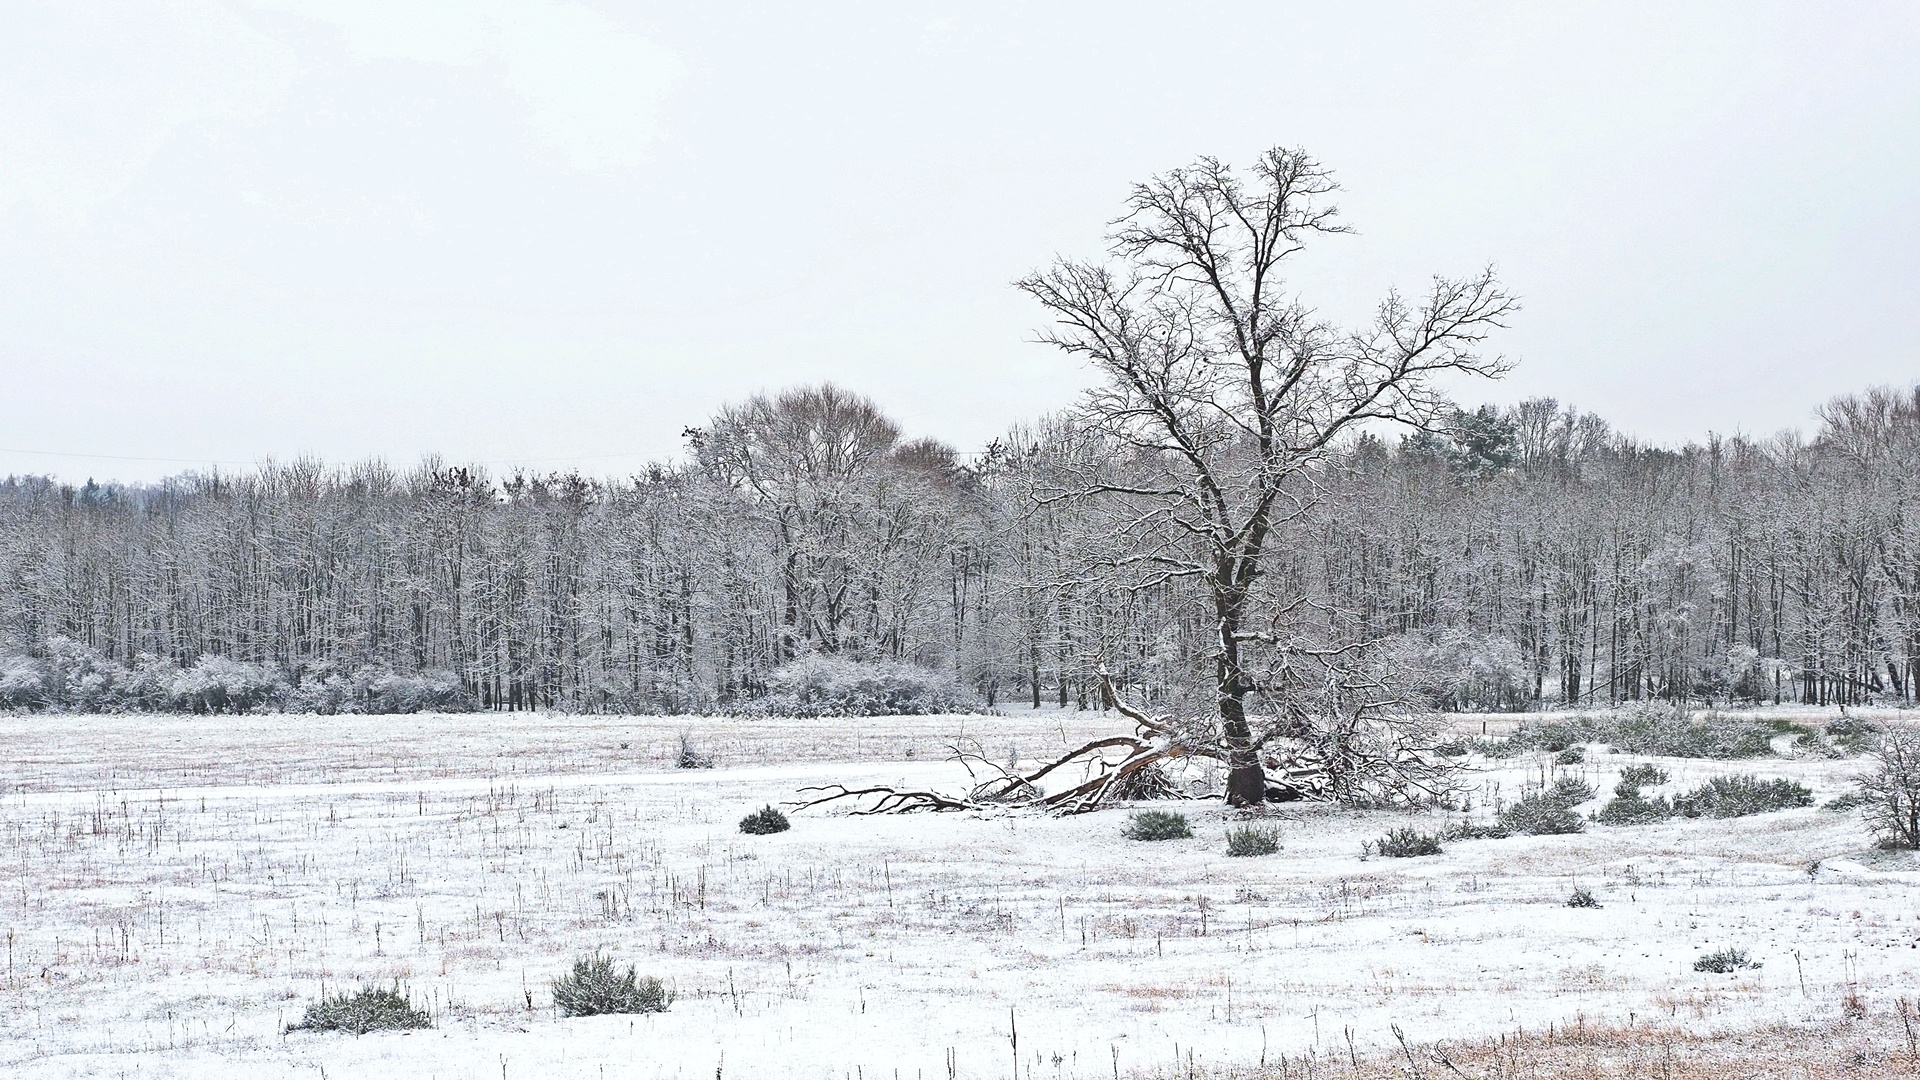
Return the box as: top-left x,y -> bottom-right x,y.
1,382 -> 1916,714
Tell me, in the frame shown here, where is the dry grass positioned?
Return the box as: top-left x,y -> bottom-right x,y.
1229,1015 -> 1920,1079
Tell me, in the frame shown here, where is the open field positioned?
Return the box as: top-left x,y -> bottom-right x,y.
3,710 -> 1919,1078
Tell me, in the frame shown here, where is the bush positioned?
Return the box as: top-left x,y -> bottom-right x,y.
753,656 -> 973,717
1498,777 -> 1593,835
1671,774 -> 1813,819
1823,790 -> 1869,812
738,805 -> 790,835
1566,886 -> 1601,908
1124,810 -> 1193,841
1616,763 -> 1670,790
552,953 -> 674,1017
1225,824 -> 1282,857
1444,820 -> 1512,841
1827,716 -> 1880,754
1366,827 -> 1444,858
1858,726 -> 1920,848
1501,704 -> 1780,760
289,985 -> 432,1034
1554,746 -> 1586,765
676,731 -> 715,770
1596,792 -> 1672,825
1693,947 -> 1759,973
0,637 -> 478,715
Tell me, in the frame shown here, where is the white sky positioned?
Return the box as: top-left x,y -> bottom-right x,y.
3,1 -> 1917,484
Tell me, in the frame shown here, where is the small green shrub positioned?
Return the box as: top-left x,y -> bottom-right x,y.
1444,820 -> 1512,841
1498,777 -> 1593,835
1566,886 -> 1601,908
1366,827 -> 1444,858
289,985 -> 432,1034
1501,707 -> 1780,760
1554,746 -> 1586,765
1823,790 -> 1869,812
1693,947 -> 1759,973
1617,763 -> 1670,790
1672,775 -> 1813,819
738,805 -> 790,835
1595,792 -> 1672,825
1826,716 -> 1879,754
552,953 -> 674,1017
1124,810 -> 1193,841
1224,823 -> 1282,857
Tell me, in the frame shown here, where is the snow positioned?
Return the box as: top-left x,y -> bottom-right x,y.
0,711 -> 1915,1079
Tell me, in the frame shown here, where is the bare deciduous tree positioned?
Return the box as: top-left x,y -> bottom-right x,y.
1016,146 -> 1515,805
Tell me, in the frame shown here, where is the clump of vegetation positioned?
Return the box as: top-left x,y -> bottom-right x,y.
552,953 -> 674,1016
1365,827 -> 1444,858
1444,819 -> 1512,841
1859,726 -> 1920,849
1497,777 -> 1593,835
1553,746 -> 1586,765
1617,763 -> 1670,788
1693,947 -> 1760,973
738,805 -> 790,835
1672,774 -> 1813,819
1823,790 -> 1869,812
1826,716 -> 1880,755
1225,823 -> 1282,857
1500,704 -> 1787,760
1599,772 -> 1811,825
1596,791 -> 1672,824
675,731 -> 715,769
1124,810 -> 1193,841
1597,763 -> 1675,824
751,656 -> 973,717
289,985 -> 432,1034
1566,886 -> 1601,908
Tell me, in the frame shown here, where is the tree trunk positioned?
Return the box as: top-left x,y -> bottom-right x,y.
1216,596 -> 1265,805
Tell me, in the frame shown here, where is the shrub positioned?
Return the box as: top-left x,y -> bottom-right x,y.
1859,726 -> 1920,848
1596,793 -> 1672,825
676,731 -> 715,770
1366,827 -> 1444,858
1500,799 -> 1586,835
1501,704 -> 1779,760
1827,716 -> 1880,755
1823,790 -> 1869,812
1124,810 -> 1193,841
1693,947 -> 1759,973
1616,763 -> 1670,790
1225,824 -> 1282,857
552,953 -> 674,1017
1498,777 -> 1593,835
738,805 -> 790,835
753,656 -> 973,717
1671,774 -> 1813,819
1554,746 -> 1586,765
1444,820 -> 1512,841
1566,886 -> 1601,908
289,985 -> 432,1034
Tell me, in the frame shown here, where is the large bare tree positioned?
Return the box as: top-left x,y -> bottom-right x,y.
1016,146 -> 1516,805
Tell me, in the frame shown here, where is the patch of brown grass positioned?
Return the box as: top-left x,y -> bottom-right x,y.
1238,1015 -> 1920,1079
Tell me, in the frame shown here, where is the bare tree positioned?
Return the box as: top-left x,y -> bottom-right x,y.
1861,724 -> 1920,849
1015,147 -> 1515,804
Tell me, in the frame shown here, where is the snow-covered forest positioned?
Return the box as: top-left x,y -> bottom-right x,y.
3,382 -> 1917,715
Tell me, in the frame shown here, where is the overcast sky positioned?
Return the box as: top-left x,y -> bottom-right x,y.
3,1 -> 1917,484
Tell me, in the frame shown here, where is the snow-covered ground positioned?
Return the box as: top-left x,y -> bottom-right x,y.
0,710 -> 1914,1079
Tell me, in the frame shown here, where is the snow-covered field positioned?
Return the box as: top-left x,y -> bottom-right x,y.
1,710 -> 1915,1079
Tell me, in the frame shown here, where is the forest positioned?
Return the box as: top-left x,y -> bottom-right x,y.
2,381 -> 1917,716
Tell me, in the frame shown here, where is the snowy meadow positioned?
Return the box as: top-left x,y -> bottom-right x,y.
2,710 -> 1917,1079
